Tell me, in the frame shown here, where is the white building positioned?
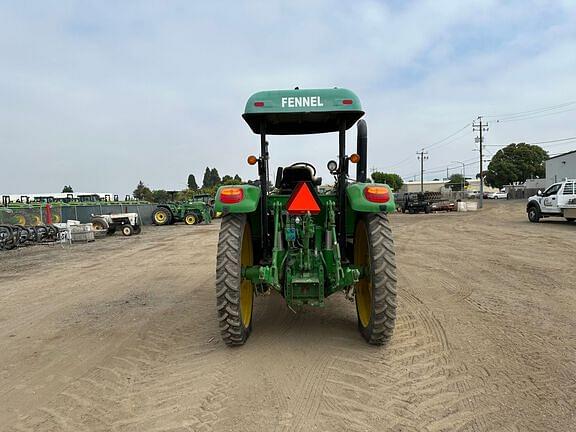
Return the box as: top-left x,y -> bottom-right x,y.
546,150 -> 576,186
399,179 -> 498,194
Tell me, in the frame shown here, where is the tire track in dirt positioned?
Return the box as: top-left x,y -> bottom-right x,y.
4,227 -> 224,432
315,268 -> 491,432
3,205 -> 576,431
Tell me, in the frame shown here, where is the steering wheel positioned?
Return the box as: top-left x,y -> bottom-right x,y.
288,162 -> 317,176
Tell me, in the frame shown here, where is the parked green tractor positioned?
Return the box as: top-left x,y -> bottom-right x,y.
214,88 -> 397,346
152,201 -> 212,226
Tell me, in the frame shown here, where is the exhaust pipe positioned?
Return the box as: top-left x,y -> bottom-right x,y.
356,120 -> 367,182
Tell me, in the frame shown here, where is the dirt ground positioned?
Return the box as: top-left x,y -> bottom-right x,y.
1,201 -> 575,432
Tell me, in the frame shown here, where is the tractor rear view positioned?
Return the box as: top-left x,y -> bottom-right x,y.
214,88 -> 397,346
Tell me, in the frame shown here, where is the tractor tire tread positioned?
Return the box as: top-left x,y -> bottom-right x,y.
215,214 -> 250,346
362,213 -> 397,345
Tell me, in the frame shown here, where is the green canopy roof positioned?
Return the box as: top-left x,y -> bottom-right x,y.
242,88 -> 364,135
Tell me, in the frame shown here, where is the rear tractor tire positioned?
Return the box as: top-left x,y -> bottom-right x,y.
152,208 -> 171,226
91,217 -> 109,232
216,214 -> 254,346
354,213 -> 397,345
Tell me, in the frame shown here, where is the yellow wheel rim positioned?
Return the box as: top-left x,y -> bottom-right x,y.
240,223 -> 254,328
15,215 -> 26,225
52,214 -> 61,223
355,220 -> 372,328
185,214 -> 196,225
32,215 -> 41,226
154,211 -> 166,223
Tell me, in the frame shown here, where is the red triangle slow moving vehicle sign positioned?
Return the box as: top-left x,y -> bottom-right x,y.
286,182 -> 321,214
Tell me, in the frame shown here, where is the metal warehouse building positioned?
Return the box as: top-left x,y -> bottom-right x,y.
546,150 -> 576,186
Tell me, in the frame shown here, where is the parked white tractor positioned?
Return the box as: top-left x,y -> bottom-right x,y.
91,213 -> 141,236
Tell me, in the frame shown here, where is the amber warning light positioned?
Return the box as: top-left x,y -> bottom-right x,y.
364,186 -> 390,203
286,182 -> 321,215
220,187 -> 244,204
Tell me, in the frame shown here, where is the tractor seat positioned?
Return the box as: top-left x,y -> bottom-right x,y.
276,165 -> 321,194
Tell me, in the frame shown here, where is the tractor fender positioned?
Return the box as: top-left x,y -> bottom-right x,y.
215,185 -> 261,214
346,183 -> 396,213
157,204 -> 175,215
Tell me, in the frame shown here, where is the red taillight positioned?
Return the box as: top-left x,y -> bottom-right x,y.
342,99 -> 353,105
220,187 -> 244,204
286,182 -> 321,215
364,186 -> 390,203
254,101 -> 265,107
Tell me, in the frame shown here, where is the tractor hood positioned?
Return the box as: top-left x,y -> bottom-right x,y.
242,88 -> 364,135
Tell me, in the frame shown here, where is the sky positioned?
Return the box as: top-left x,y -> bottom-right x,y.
1,0 -> 575,195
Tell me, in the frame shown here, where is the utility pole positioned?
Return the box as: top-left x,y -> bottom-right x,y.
473,117 -> 488,208
417,150 -> 429,193
451,161 -> 465,193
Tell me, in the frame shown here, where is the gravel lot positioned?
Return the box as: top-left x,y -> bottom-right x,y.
1,200 -> 575,431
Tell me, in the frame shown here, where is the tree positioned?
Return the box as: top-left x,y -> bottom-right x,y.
371,172 -> 404,192
62,185 -> 73,193
485,143 -> 548,189
444,174 -> 469,191
210,168 -> 221,186
221,174 -> 242,185
202,167 -> 222,189
202,167 -> 212,189
151,189 -> 170,203
133,181 -> 153,201
187,174 -> 198,191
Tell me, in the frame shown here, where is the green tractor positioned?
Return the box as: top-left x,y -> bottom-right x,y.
214,88 -> 397,346
152,201 -> 212,226
191,194 -> 219,218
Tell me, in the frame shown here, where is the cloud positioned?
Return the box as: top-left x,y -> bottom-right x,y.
0,0 -> 574,194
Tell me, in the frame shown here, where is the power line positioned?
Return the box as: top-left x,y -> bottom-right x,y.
484,136 -> 576,147
382,101 -> 574,180
494,107 -> 576,123
377,153 -> 416,171
402,159 -> 494,184
418,155 -> 478,173
422,123 -> 471,151
484,100 -> 576,119
404,134 -> 575,179
377,122 -> 471,171
401,158 -> 482,179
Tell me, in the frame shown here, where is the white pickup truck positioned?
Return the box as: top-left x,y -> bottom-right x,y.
526,179 -> 576,223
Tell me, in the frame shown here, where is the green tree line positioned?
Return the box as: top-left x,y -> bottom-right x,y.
133,167 -> 243,203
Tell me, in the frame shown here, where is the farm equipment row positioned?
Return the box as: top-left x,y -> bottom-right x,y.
397,192 -> 456,214
0,224 -> 62,251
